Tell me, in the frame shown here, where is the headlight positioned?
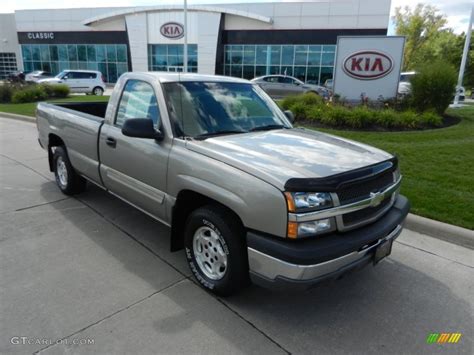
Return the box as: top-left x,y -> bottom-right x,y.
287,218 -> 336,239
284,191 -> 335,239
284,192 -> 333,212
393,166 -> 401,182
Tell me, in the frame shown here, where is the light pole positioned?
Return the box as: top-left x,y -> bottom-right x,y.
183,0 -> 188,73
454,6 -> 473,105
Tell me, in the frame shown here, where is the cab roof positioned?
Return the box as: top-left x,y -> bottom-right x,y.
135,72 -> 251,84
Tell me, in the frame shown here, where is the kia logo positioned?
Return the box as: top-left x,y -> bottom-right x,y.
160,22 -> 184,39
343,51 -> 393,80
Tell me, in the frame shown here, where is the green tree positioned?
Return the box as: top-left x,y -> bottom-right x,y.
394,4 -> 447,70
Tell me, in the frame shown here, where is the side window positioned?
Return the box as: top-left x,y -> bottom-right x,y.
115,80 -> 160,128
279,77 -> 293,84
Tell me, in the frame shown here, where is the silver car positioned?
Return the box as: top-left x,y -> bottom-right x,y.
251,75 -> 330,99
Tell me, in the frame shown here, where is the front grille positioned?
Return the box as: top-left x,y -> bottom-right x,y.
342,197 -> 392,226
337,169 -> 394,205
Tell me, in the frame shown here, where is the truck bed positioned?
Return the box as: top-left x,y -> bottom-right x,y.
36,101 -> 107,184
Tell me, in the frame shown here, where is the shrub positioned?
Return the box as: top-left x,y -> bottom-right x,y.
419,111 -> 443,127
411,60 -> 457,114
306,106 -> 326,121
0,85 -> 13,103
11,85 -> 47,103
346,106 -> 375,128
300,92 -> 324,106
374,109 -> 399,128
398,110 -> 420,129
289,102 -> 309,120
51,84 -> 70,98
321,106 -> 350,126
280,95 -> 300,110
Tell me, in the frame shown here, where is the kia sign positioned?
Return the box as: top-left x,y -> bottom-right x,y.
160,22 -> 184,39
343,51 -> 393,80
333,37 -> 405,100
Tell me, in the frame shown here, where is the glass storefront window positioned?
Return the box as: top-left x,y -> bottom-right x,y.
117,45 -> 127,63
281,46 -> 294,65
224,44 -> 336,84
58,45 -> 68,61
106,45 -> 117,62
148,44 -> 198,73
21,43 -> 129,83
255,46 -> 267,65
49,46 -> 58,61
77,45 -> 87,62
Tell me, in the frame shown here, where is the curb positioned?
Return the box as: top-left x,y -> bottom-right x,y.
0,112 -> 35,123
2,112 -> 473,249
405,213 -> 474,249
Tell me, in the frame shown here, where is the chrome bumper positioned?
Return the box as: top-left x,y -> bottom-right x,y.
248,224 -> 402,284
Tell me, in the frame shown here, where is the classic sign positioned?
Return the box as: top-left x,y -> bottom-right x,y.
27,32 -> 54,40
342,51 -> 393,80
160,22 -> 184,39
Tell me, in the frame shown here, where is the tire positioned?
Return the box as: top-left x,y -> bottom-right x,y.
184,205 -> 249,296
92,86 -> 104,96
53,146 -> 87,195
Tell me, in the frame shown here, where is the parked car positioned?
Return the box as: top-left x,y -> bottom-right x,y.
251,75 -> 330,99
324,78 -> 333,91
38,70 -> 106,95
397,71 -> 416,96
25,70 -> 53,82
36,72 -> 410,296
6,71 -> 26,83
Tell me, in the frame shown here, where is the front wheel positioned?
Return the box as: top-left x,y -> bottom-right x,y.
53,146 -> 87,195
92,86 -> 104,96
184,205 -> 249,296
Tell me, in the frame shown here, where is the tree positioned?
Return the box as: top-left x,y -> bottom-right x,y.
394,4 -> 473,88
394,4 -> 447,70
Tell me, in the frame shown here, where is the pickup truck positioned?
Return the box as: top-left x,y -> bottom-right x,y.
37,72 -> 410,296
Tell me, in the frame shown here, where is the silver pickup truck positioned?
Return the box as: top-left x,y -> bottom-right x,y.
37,72 -> 410,295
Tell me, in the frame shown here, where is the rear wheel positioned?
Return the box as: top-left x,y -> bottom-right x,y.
92,86 -> 104,96
184,205 -> 249,296
53,146 -> 87,195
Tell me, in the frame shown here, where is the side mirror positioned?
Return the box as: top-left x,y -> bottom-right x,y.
122,118 -> 164,141
284,110 -> 295,123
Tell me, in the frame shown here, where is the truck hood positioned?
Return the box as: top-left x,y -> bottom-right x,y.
186,128 -> 393,190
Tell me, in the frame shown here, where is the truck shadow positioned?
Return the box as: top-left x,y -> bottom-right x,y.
41,182 -> 473,354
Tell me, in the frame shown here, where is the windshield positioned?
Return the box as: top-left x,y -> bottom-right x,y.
55,71 -> 68,79
163,81 -> 290,138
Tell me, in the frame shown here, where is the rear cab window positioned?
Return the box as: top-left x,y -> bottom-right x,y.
115,80 -> 161,128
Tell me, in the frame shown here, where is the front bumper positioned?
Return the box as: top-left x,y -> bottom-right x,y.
247,195 -> 410,290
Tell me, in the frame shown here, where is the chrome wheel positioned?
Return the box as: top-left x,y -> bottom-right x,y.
56,156 -> 68,187
192,226 -> 228,280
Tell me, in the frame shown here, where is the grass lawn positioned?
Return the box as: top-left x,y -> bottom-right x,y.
305,105 -> 474,229
0,95 -> 109,117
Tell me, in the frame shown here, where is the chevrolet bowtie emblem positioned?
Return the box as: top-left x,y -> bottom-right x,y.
369,191 -> 384,207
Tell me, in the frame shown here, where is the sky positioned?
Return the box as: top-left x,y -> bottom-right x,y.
0,0 -> 472,34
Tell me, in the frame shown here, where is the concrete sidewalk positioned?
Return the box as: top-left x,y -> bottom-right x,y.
1,117 -> 473,355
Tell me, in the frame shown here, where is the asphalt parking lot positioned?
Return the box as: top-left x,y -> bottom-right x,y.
1,117 -> 473,355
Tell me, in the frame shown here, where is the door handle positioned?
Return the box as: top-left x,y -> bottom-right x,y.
105,137 -> 116,148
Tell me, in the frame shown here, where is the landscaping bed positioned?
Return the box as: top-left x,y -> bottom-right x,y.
280,93 -> 457,131
303,105 -> 474,230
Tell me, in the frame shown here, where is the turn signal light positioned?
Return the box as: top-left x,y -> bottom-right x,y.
287,222 -> 298,239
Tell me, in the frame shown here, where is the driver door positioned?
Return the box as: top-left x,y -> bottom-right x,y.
99,79 -> 171,222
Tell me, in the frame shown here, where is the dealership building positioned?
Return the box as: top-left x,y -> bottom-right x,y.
0,0 -> 391,83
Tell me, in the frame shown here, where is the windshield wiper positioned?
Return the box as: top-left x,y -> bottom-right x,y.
249,124 -> 288,132
194,130 -> 248,140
